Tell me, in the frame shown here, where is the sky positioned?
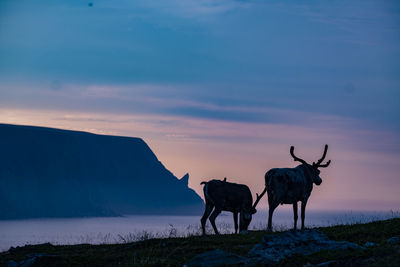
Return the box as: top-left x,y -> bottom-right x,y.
0,0 -> 399,211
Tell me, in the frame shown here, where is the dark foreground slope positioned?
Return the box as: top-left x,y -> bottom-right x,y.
1,218 -> 399,266
0,123 -> 203,219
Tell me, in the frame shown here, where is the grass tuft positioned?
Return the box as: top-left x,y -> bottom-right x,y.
1,218 -> 399,266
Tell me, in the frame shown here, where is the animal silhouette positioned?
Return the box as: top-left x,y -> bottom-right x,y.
200,178 -> 264,235
261,145 -> 331,231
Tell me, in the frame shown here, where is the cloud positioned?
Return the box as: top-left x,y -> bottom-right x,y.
134,0 -> 249,20
2,80 -> 400,135
0,81 -> 362,127
0,0 -> 399,210
1,107 -> 399,210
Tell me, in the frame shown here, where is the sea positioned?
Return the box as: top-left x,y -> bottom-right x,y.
0,210 -> 398,252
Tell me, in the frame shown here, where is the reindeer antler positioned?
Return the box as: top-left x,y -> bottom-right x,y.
290,146 -> 308,165
316,160 -> 331,168
252,187 -> 267,211
313,144 -> 331,168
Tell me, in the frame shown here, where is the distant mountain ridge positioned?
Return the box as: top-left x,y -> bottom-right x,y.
0,123 -> 203,219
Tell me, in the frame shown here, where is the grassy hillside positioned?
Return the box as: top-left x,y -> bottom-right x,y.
1,218 -> 399,266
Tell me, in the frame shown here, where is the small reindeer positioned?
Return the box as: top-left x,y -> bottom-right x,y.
262,145 -> 331,231
200,178 -> 265,235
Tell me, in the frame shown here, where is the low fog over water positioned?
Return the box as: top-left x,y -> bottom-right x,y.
1,210 -> 398,252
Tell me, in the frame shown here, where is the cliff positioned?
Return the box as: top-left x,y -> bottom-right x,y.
0,123 -> 203,219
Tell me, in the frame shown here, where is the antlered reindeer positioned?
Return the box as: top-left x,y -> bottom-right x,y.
260,145 -> 331,231
200,178 -> 265,235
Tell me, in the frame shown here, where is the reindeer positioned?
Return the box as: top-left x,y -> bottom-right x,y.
260,145 -> 331,231
200,178 -> 265,235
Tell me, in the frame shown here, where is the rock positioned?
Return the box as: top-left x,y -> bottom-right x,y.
244,257 -> 274,267
26,253 -> 55,258
317,260 -> 338,266
6,260 -> 18,267
364,242 -> 375,247
387,236 -> 400,244
20,257 -> 36,267
304,260 -> 337,267
0,124 -> 204,219
185,249 -> 249,267
7,258 -> 35,267
7,253 -> 57,267
180,173 -> 190,187
186,229 -> 365,266
248,229 -> 364,262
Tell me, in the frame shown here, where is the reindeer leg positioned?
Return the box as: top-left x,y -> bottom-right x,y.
209,208 -> 222,235
301,199 -> 308,230
267,200 -> 279,232
293,202 -> 298,230
201,203 -> 214,235
233,212 -> 238,234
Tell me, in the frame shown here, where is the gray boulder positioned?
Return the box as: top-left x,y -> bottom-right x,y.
185,229 -> 365,266
6,253 -> 57,267
6,260 -> 18,267
364,242 -> 375,247
387,236 -> 400,244
248,229 -> 364,262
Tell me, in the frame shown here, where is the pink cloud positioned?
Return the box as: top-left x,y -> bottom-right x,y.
1,107 -> 399,211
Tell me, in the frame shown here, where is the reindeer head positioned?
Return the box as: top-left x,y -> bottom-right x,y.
238,205 -> 258,233
290,144 -> 331,186
239,210 -> 253,233
237,186 -> 268,233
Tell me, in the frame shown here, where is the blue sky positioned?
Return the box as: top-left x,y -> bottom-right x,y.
1,0 -> 399,210
1,0 -> 399,125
